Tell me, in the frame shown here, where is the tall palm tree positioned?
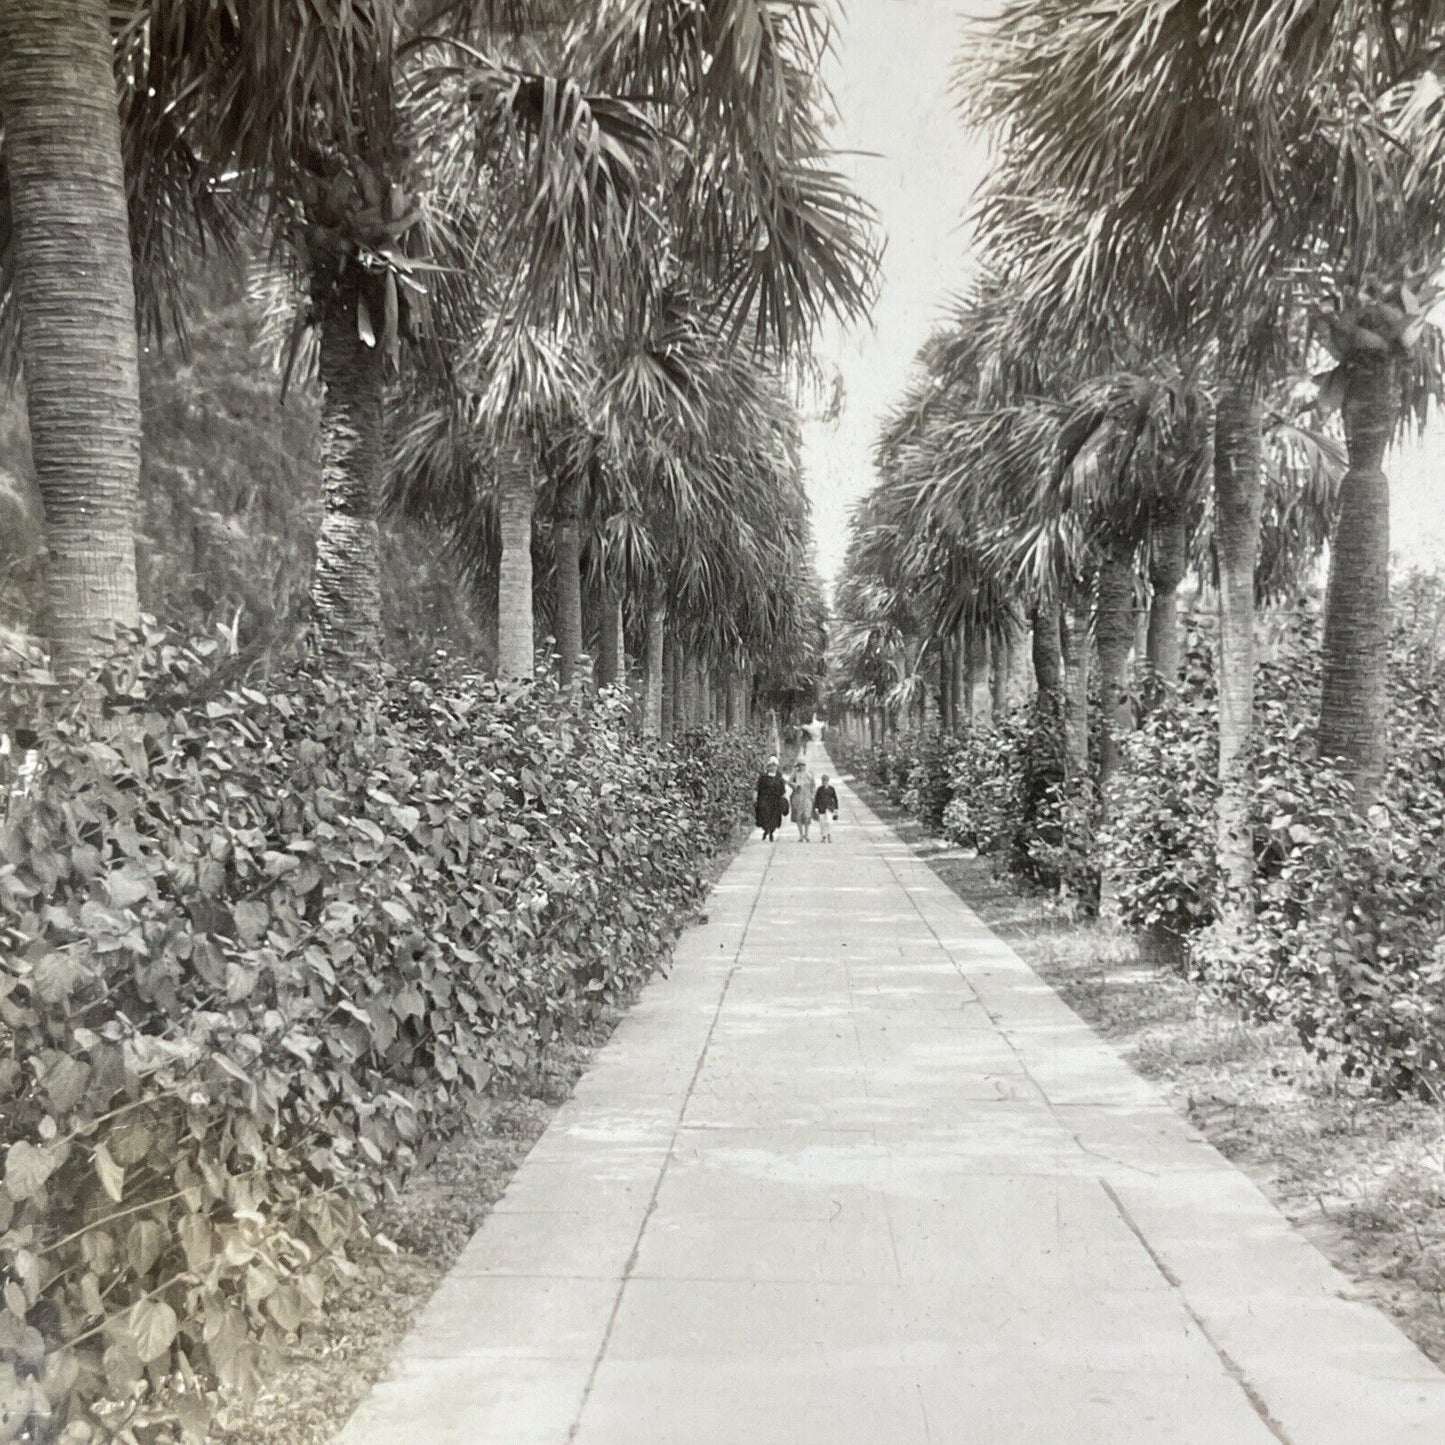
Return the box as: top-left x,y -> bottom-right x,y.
391,302 -> 820,707
1310,278 -> 1443,779
96,0 -> 410,666
6,0 -> 875,683
0,0 -> 142,669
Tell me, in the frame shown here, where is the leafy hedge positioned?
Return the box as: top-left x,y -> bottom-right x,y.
0,634 -> 757,1441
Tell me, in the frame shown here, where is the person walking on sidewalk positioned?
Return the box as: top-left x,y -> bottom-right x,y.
754,756 -> 787,841
790,758 -> 815,841
814,775 -> 839,843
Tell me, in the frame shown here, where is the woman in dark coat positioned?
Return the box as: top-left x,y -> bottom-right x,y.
754,755 -> 787,841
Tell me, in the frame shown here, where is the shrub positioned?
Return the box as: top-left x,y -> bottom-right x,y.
841,597 -> 1445,1097
0,632 -> 755,1440
834,726 -> 964,829
941,721 -> 1021,855
1096,645 -> 1218,942
901,729 -> 962,830
874,731 -> 916,802
939,701 -> 1096,900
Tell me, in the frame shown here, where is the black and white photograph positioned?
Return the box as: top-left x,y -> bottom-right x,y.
2,0 -> 1445,1440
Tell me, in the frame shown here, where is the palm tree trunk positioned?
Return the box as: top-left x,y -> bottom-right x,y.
725,669 -> 741,729
1031,597 -> 1065,703
1061,605 -> 1091,784
681,653 -> 701,727
496,438 -> 535,679
951,623 -> 966,732
965,631 -> 990,724
660,623 -> 675,740
643,601 -> 665,735
0,0 -> 141,669
991,632 -> 1010,722
582,571 -> 601,662
1007,613 -> 1031,704
598,582 -> 625,689
1146,495 -> 1188,696
1319,356 -> 1397,792
669,638 -> 686,735
1096,543 -> 1136,798
552,467 -> 584,687
312,274 -> 384,665
940,633 -> 957,733
1214,378 -> 1265,913
661,632 -> 675,740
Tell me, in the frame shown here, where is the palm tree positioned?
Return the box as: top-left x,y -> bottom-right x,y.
0,0 -> 142,669
851,272 -> 1348,913
6,0 -> 875,684
101,1 -> 410,666
1310,278 -> 1444,780
391,303 -> 820,710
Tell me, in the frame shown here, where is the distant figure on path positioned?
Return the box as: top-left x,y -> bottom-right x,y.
790,758 -> 815,841
814,774 -> 839,843
754,756 -> 787,842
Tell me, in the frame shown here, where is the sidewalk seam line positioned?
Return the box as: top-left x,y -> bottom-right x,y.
1100,1179 -> 1297,1445
564,842 -> 775,1442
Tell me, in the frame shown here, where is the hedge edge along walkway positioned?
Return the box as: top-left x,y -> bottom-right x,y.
334,749 -> 1445,1444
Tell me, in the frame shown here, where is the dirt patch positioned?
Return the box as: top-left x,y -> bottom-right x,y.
209,831 -> 745,1445
846,774 -> 1445,1370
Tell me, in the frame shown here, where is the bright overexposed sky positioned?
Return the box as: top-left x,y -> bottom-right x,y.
803,0 -> 996,584
804,0 -> 1445,583
1392,428 -> 1445,571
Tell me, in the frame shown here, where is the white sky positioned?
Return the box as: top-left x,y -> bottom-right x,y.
804,0 -> 1445,582
1392,429 -> 1445,571
803,0 -> 995,583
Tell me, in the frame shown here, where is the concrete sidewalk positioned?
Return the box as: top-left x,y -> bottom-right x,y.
336,751 -> 1445,1443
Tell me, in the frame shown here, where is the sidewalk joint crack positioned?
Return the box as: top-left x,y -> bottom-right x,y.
564,842 -> 776,1441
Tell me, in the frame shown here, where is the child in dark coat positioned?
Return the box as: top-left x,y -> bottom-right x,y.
813,775 -> 839,843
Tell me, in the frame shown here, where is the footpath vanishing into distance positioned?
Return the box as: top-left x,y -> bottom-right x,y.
336,749 -> 1445,1444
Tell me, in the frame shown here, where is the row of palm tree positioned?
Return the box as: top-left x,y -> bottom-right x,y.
836,0 -> 1445,909
0,0 -> 878,710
